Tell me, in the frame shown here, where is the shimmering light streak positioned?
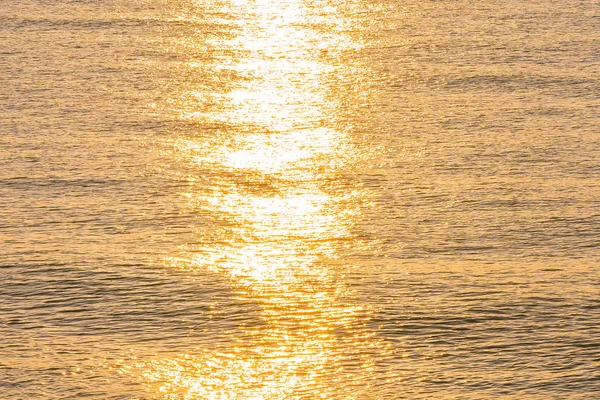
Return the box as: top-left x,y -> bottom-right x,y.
129,0 -> 389,398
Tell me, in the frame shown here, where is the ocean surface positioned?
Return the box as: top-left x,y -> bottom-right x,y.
1,0 -> 599,399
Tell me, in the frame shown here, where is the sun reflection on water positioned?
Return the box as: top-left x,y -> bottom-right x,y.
131,0 -> 388,398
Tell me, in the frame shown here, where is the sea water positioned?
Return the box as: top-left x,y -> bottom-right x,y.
1,0 -> 599,398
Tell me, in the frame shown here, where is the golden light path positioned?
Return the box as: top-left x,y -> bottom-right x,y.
126,1 -> 391,398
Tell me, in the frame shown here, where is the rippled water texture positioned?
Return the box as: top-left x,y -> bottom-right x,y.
1,0 -> 599,399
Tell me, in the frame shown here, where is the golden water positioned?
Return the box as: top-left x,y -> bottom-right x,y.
1,0 -> 599,399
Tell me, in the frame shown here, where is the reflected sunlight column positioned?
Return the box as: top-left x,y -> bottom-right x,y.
135,0 -> 386,398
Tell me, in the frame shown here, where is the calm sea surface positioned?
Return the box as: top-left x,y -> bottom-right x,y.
1,0 -> 599,398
